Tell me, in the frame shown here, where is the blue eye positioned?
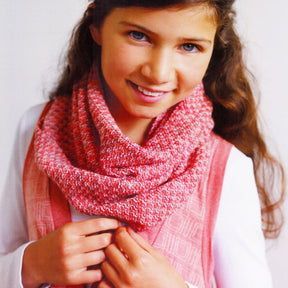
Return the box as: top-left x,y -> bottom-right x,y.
182,43 -> 199,52
129,31 -> 147,41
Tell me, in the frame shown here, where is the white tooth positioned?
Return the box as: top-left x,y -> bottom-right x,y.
138,86 -> 164,97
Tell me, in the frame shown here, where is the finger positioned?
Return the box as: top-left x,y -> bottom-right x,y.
101,260 -> 119,286
126,226 -> 153,252
114,227 -> 147,262
97,278 -> 113,288
104,243 -> 128,271
66,268 -> 103,285
78,232 -> 114,253
81,250 -> 106,267
68,217 -> 120,236
81,269 -> 103,284
58,250 -> 105,271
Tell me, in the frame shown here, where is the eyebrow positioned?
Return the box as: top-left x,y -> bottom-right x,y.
119,21 -> 213,45
119,21 -> 157,35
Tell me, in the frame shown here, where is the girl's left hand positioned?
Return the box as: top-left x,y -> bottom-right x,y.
98,226 -> 188,288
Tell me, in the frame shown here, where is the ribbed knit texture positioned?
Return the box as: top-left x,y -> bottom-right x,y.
33,68 -> 214,231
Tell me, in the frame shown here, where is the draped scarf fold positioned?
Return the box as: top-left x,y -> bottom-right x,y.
33,68 -> 214,231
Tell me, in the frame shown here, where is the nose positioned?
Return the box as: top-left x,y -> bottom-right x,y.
140,48 -> 174,84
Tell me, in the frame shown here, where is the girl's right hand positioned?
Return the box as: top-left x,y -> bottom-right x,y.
22,217 -> 120,288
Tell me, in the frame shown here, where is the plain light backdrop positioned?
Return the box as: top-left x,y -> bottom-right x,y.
0,0 -> 287,287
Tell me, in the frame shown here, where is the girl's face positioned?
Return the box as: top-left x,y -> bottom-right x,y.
91,5 -> 217,122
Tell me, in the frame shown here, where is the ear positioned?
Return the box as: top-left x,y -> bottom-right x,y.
89,24 -> 101,45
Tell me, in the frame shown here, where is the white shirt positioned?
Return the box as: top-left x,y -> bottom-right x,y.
0,104 -> 273,288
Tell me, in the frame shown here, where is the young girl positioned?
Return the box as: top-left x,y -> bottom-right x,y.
0,0 -> 285,288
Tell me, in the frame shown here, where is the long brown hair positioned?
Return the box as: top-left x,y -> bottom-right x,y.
50,0 -> 285,238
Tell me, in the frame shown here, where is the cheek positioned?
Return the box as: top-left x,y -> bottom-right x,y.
178,55 -> 212,90
101,43 -> 140,82
178,67 -> 204,92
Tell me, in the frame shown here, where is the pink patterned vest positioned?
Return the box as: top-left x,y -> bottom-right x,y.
138,134 -> 231,287
23,103 -> 232,288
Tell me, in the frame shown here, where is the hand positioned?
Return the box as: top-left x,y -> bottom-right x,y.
99,226 -> 188,288
22,217 -> 120,288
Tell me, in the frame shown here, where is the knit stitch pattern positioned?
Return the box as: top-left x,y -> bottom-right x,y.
34,68 -> 214,231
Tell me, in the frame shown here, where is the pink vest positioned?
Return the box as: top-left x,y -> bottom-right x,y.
23,104 -> 232,288
138,134 -> 231,287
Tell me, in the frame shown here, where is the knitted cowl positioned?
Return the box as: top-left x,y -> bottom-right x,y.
34,68 -> 214,231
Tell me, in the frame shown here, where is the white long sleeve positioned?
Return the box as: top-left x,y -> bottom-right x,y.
0,104 -> 273,287
0,105 -> 41,287
213,148 -> 273,287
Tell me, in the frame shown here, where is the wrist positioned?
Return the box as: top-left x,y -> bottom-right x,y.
22,242 -> 44,288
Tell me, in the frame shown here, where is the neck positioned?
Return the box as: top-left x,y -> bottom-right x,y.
104,86 -> 153,145
116,116 -> 153,145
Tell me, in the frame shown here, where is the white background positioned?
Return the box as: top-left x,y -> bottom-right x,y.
0,0 -> 287,286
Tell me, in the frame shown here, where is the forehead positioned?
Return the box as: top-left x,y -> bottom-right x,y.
103,4 -> 217,35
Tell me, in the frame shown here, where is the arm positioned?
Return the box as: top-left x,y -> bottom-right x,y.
1,105 -> 120,288
213,147 -> 273,288
0,105 -> 121,288
0,106 -> 38,288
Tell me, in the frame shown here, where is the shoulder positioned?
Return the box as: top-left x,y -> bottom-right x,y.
223,146 -> 259,213
17,103 -> 46,166
226,146 -> 254,176
19,103 -> 46,142
19,103 -> 46,136
220,146 -> 260,224
208,134 -> 255,191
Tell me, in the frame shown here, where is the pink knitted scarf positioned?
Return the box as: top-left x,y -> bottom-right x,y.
34,68 -> 214,231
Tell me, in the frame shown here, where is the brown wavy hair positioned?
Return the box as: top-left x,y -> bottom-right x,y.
50,0 -> 285,238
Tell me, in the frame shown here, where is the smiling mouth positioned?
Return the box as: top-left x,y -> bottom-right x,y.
130,81 -> 170,97
137,86 -> 166,97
